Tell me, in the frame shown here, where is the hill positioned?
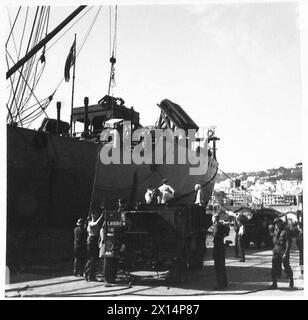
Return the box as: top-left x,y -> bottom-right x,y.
216,165 -> 302,183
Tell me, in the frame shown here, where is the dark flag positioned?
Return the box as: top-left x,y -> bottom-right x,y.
64,39 -> 76,82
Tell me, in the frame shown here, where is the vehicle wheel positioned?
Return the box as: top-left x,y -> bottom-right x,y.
188,250 -> 204,270
104,257 -> 117,283
169,257 -> 186,283
255,240 -> 261,249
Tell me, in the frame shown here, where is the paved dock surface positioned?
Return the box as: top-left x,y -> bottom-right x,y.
5,246 -> 304,298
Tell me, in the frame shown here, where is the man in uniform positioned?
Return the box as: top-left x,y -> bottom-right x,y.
237,215 -> 246,262
84,207 -> 105,281
73,218 -> 87,276
296,222 -> 303,277
234,215 -> 240,258
212,213 -> 229,290
269,217 -> 294,289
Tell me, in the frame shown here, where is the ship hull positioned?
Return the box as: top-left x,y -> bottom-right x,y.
7,124 -> 218,268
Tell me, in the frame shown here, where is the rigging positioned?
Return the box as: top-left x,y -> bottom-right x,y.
108,5 -> 118,96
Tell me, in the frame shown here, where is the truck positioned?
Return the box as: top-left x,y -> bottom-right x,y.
102,204 -> 212,284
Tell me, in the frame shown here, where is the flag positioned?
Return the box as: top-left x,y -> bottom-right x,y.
64,39 -> 76,82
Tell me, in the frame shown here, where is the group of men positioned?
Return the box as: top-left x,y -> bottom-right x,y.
74,179 -> 303,290
73,206 -> 105,281
73,178 -> 203,282
212,213 -> 304,290
73,178 -> 178,282
145,179 -> 205,206
144,178 -> 175,204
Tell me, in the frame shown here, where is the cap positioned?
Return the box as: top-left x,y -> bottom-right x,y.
162,178 -> 168,184
273,217 -> 282,224
76,218 -> 84,226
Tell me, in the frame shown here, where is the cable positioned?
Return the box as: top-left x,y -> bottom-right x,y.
6,48 -> 48,123
7,6 -> 100,128
6,6 -> 21,47
38,6 -> 102,110
107,6 -> 117,96
77,6 -> 102,55
170,166 -> 219,204
45,6 -> 93,53
9,6 -> 39,120
17,7 -> 46,114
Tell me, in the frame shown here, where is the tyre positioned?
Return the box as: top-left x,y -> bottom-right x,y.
169,257 -> 186,283
103,257 -> 117,283
188,250 -> 204,270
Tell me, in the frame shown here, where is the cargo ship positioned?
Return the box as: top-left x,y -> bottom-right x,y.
6,5 -> 219,270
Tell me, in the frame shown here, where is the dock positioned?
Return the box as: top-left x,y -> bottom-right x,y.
5,245 -> 303,298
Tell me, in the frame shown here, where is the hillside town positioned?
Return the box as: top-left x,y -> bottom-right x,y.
210,164 -> 303,214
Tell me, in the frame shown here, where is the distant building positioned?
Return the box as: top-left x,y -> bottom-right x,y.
228,189 -> 252,207
261,192 -> 285,206
283,195 -> 297,205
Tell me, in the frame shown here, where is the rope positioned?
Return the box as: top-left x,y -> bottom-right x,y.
170,165 -> 219,204
17,7 -> 100,124
6,6 -> 21,47
107,6 -> 117,96
87,145 -> 102,217
77,6 -> 102,55
18,7 -> 29,60
5,52 -> 20,123
6,50 -> 48,123
17,7 -> 47,114
6,6 -> 89,126
112,6 -> 117,59
7,6 -> 100,128
8,6 -> 39,119
45,6 -> 93,53
109,6 -> 112,57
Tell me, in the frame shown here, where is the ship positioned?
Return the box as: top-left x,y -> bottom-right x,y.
6,6 -> 219,271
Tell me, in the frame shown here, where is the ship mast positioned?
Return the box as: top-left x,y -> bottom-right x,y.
6,5 -> 86,79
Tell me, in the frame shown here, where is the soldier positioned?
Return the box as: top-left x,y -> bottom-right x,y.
269,217 -> 294,289
234,216 -> 240,258
212,213 -> 229,290
296,222 -> 303,277
118,198 -> 128,223
84,207 -> 105,281
237,216 -> 246,262
73,218 -> 87,276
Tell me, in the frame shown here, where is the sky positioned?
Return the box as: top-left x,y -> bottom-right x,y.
4,1 -> 305,173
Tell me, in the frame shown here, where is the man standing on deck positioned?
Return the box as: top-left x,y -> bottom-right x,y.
194,184 -> 204,206
158,178 -> 175,204
145,185 -> 154,204
268,217 -> 294,289
212,213 -> 229,290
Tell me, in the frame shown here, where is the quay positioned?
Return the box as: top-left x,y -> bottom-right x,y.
5,239 -> 303,298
